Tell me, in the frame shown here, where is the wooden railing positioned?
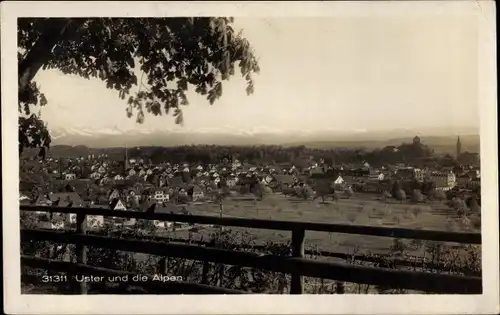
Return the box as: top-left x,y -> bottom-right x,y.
20,205 -> 482,294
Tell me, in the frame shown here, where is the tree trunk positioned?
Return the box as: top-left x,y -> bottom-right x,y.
18,18 -> 74,93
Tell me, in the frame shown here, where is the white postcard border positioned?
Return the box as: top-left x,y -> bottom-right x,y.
2,1 -> 498,314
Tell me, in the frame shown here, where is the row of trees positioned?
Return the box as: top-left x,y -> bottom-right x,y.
39,142 -> 465,170
305,176 -> 481,209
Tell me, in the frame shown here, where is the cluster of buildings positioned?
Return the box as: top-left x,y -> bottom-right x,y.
20,136 -> 480,230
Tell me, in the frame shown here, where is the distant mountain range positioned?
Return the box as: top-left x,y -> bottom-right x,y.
47,126 -> 480,153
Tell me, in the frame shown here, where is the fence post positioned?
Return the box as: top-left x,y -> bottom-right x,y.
201,239 -> 213,285
336,281 -> 345,294
201,260 -> 210,285
290,228 -> 305,294
159,257 -> 169,274
75,211 -> 87,294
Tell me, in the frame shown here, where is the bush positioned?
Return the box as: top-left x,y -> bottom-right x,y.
390,238 -> 407,254
432,189 -> 447,201
382,191 -> 392,200
411,206 -> 422,217
394,190 -> 406,202
411,189 -> 423,203
345,187 -> 354,199
469,214 -> 481,230
346,212 -> 357,223
392,215 -> 401,224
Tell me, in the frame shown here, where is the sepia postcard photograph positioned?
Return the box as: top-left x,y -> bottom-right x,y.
2,1 -> 499,314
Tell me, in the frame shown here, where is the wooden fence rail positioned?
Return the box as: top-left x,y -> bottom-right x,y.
87,231 -> 481,276
20,205 -> 482,294
21,205 -> 482,243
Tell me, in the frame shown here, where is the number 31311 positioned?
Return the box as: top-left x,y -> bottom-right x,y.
41,275 -> 68,283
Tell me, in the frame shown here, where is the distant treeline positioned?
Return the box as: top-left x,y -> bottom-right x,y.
22,140 -> 476,168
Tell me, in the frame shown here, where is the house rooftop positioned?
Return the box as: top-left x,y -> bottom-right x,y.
48,192 -> 83,207
109,198 -> 124,210
274,174 -> 295,185
167,176 -> 184,187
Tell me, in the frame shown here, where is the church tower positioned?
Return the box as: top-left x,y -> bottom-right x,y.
413,135 -> 421,145
456,136 -> 462,159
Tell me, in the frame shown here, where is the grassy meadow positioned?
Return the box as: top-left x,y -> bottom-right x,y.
165,192 -> 479,257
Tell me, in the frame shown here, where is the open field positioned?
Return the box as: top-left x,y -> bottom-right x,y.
160,193 -> 479,257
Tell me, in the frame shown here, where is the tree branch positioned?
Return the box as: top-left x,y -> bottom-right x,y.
18,18 -> 74,93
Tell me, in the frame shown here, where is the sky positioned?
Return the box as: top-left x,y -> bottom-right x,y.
33,15 -> 480,134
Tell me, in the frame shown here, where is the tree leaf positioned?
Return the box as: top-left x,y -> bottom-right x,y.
40,94 -> 48,106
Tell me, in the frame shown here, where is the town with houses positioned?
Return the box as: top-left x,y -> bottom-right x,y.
20,135 -> 481,232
